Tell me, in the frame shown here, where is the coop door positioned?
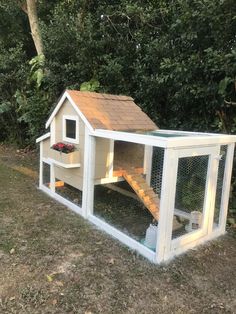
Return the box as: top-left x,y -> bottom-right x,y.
170,146 -> 220,253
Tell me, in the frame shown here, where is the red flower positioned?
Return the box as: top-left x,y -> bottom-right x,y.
52,142 -> 75,154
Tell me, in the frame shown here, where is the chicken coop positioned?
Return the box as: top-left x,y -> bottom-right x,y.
37,90 -> 236,263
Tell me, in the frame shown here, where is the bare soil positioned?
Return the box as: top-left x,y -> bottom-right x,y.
0,144 -> 235,314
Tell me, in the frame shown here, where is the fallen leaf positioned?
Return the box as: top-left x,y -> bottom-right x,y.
108,258 -> 115,265
46,275 -> 53,282
52,299 -> 57,305
77,252 -> 85,257
10,248 -> 15,254
55,281 -> 64,287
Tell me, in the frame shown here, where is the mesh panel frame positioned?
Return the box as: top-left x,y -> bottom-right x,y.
214,145 -> 227,224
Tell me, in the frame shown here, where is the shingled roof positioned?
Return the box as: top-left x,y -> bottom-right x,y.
66,90 -> 157,131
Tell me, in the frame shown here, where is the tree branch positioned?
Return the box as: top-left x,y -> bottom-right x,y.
21,2 -> 28,14
26,0 -> 44,55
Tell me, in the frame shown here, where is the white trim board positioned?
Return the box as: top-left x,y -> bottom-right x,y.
46,91 -> 94,133
88,214 -> 156,263
62,115 -> 79,144
218,143 -> 235,232
47,158 -> 81,169
93,129 -> 236,149
40,184 -> 156,263
94,176 -> 124,185
50,118 -> 56,146
40,185 -> 83,216
36,132 -> 51,143
164,229 -> 226,262
39,182 -> 228,264
154,129 -> 224,136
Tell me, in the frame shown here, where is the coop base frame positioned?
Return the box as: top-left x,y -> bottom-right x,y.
39,129 -> 236,264
39,183 -> 227,264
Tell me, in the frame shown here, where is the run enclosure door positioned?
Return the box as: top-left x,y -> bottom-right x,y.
164,145 -> 220,260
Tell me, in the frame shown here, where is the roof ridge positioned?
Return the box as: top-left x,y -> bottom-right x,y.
66,89 -> 134,101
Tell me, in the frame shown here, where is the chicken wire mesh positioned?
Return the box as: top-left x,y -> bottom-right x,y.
150,147 -> 165,196
42,162 -> 50,187
174,155 -> 209,213
169,154 -> 209,238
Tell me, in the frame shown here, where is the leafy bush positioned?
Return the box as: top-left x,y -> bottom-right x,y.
0,0 -> 235,143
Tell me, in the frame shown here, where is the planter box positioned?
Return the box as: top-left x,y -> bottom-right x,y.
50,149 -> 80,164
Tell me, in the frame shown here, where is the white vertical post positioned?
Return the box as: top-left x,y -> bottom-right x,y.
39,141 -> 43,187
155,148 -> 178,263
82,129 -> 96,218
108,139 -> 114,178
50,163 -> 55,193
219,143 -> 235,233
205,147 -> 220,234
50,118 -> 56,146
144,145 -> 153,184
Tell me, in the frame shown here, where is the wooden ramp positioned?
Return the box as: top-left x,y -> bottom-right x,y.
123,168 -> 160,221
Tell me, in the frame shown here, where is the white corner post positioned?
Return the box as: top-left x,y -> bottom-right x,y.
144,145 -> 153,184
50,118 -> 56,147
39,141 -> 43,187
82,129 -> 96,218
50,162 -> 55,193
205,146 -> 220,234
108,139 -> 114,178
219,143 -> 235,233
155,148 -> 178,264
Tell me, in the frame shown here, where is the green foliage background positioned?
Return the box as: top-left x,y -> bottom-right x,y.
0,0 -> 236,211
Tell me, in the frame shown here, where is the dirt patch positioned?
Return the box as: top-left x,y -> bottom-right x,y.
0,144 -> 235,313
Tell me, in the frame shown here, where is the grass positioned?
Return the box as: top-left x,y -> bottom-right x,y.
0,145 -> 235,313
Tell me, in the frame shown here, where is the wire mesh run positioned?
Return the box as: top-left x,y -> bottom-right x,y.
172,155 -> 209,239
42,162 -> 50,188
175,155 -> 209,213
55,179 -> 83,207
93,138 -> 157,247
150,147 -> 165,196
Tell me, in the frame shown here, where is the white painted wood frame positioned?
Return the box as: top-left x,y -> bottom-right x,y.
50,118 -> 56,146
36,132 -> 50,143
155,148 -> 178,264
40,184 -> 83,216
40,156 -> 83,216
94,129 -> 236,149
50,163 -> 55,193
218,143 -> 235,233
62,115 -> 79,144
88,214 -> 156,263
46,158 -> 80,169
39,141 -> 43,187
164,145 -> 221,261
82,129 -> 95,218
144,145 -> 153,184
46,91 -> 94,133
108,140 -> 114,178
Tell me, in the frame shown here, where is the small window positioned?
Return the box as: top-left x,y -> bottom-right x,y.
63,115 -> 79,144
66,119 -> 76,139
